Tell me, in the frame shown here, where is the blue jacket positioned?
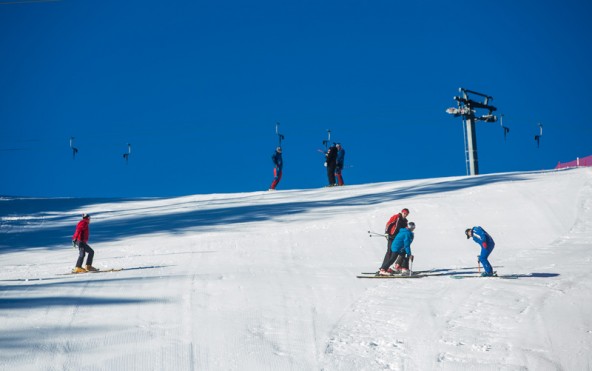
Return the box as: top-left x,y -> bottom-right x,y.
391,227 -> 414,255
336,148 -> 345,168
272,151 -> 283,170
471,226 -> 494,249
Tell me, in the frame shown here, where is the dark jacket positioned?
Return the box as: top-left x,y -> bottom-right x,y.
272,151 -> 283,170
326,146 -> 337,168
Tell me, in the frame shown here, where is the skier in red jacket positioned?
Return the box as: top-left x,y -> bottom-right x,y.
72,213 -> 97,273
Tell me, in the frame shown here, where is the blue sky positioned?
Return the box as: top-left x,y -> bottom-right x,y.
1,0 -> 591,197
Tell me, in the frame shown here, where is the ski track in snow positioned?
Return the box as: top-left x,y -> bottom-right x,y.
1,169 -> 592,370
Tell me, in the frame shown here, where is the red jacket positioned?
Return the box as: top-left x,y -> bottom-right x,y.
72,219 -> 90,243
385,213 -> 408,236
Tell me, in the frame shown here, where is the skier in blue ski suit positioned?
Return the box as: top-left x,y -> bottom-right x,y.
466,226 -> 495,276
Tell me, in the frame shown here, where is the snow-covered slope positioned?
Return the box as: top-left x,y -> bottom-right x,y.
1,169 -> 591,370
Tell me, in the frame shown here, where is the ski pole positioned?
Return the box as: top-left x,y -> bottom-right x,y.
477,256 -> 481,273
367,230 -> 388,239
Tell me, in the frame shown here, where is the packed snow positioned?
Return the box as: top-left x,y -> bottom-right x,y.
1,168 -> 591,370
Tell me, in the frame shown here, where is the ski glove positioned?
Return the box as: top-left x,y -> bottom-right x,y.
72,240 -> 78,248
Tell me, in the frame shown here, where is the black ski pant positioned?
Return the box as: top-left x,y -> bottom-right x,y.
327,165 -> 337,185
381,251 -> 403,271
76,241 -> 94,267
380,238 -> 395,269
380,245 -> 409,271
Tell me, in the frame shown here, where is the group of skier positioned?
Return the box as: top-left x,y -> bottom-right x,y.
377,208 -> 496,277
70,205 -> 495,276
324,143 -> 346,187
378,208 -> 413,275
267,142 -> 495,277
269,143 -> 346,190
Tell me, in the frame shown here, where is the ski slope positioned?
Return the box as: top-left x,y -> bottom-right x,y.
1,168 -> 591,370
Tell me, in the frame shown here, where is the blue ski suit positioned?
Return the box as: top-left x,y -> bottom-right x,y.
335,146 -> 345,186
470,226 -> 495,274
391,227 -> 414,256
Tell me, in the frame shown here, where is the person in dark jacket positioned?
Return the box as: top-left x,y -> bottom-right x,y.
378,209 -> 409,274
335,143 -> 346,186
72,213 -> 97,273
269,147 -> 283,190
325,144 -> 338,186
466,226 -> 496,276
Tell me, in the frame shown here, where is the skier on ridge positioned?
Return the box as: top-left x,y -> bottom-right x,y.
335,143 -> 346,186
269,146 -> 283,190
325,144 -> 338,186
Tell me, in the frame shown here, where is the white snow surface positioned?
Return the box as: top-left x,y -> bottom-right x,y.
1,168 -> 592,370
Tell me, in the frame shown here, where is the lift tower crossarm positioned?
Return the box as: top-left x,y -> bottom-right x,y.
453,96 -> 497,112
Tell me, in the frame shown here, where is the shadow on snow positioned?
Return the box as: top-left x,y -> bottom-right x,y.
1,173 -> 530,251
0,295 -> 162,310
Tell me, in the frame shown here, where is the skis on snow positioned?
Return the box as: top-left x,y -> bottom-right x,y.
60,268 -> 123,276
357,270 -> 429,279
357,274 -> 425,279
358,269 -> 521,279
450,272 -> 519,279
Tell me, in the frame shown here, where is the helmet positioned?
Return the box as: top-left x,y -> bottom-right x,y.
82,213 -> 91,219
408,222 -> 415,230
276,147 -> 282,152
465,228 -> 472,239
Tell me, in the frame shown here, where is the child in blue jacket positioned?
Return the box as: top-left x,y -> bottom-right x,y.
465,226 -> 496,276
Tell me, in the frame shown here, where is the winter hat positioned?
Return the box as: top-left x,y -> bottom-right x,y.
465,228 -> 472,239
401,208 -> 409,214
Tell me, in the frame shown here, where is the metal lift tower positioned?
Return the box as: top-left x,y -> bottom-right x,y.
446,88 -> 498,175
